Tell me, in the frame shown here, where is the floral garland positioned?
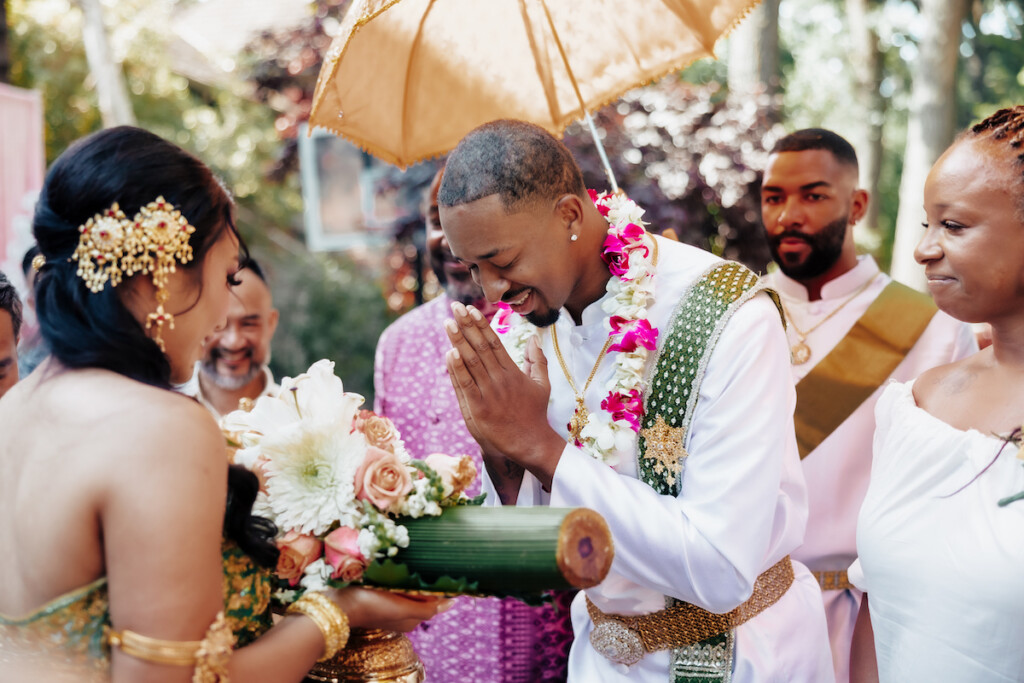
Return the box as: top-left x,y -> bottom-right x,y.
494,190 -> 658,466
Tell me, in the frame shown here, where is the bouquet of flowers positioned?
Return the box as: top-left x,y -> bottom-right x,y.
222,359 -> 480,601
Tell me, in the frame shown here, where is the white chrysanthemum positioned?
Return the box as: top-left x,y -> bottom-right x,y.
251,491 -> 274,521
261,422 -> 366,535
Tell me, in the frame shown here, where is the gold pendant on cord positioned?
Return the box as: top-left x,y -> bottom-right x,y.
568,397 -> 589,443
791,341 -> 811,365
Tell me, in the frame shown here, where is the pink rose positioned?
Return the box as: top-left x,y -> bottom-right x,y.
324,526 -> 368,583
354,446 -> 413,511
275,531 -> 322,587
424,453 -> 478,498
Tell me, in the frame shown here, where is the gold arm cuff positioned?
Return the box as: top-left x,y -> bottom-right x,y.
287,591 -> 350,662
107,610 -> 234,682
586,555 -> 794,661
811,569 -> 854,591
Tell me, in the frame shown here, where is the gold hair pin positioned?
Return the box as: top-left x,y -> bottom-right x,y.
31,253 -> 46,272
72,197 -> 196,351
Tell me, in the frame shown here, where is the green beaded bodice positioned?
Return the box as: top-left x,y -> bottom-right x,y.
0,540 -> 273,678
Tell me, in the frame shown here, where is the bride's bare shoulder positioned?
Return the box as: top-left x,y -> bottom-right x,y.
25,368 -> 224,477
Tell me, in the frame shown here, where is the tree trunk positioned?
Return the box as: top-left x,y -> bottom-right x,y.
727,0 -> 781,95
890,0 -> 969,289
78,0 -> 135,126
0,0 -> 10,84
844,0 -> 884,248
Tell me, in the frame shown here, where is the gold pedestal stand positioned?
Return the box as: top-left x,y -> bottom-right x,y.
304,628 -> 425,683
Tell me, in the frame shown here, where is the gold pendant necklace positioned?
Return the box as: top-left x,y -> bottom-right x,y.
782,272 -> 881,365
551,325 -> 615,443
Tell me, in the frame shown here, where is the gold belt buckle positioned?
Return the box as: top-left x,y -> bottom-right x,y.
589,619 -> 646,666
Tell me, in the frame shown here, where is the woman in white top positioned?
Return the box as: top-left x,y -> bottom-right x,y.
849,106 -> 1024,682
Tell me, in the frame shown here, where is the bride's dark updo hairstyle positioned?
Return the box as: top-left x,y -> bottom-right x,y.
32,126 -> 278,567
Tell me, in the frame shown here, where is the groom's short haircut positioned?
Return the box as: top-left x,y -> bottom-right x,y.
438,119 -> 586,212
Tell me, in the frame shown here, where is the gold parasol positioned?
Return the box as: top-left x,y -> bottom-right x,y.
309,0 -> 761,190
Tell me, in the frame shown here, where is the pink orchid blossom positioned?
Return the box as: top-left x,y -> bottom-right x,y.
608,318 -> 659,353
601,234 -> 632,277
493,303 -> 515,334
601,389 -> 645,432
589,189 -> 611,216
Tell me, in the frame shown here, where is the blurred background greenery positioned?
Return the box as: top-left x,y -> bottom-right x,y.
3,0 -> 1023,400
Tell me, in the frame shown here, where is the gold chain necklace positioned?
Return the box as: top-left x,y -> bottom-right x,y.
551,326 -> 615,443
783,272 -> 881,365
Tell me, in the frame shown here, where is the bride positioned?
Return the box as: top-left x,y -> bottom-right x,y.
0,126 -> 443,682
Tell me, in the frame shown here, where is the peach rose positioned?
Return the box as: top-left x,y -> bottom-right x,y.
275,531 -> 323,587
424,453 -> 478,498
355,446 -> 413,511
361,415 -> 402,453
352,409 -> 374,433
324,526 -> 368,583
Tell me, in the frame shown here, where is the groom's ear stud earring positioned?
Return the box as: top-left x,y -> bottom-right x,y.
570,234 -> 579,242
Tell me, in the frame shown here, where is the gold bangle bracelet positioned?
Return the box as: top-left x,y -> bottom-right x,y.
107,610 -> 234,682
287,591 -> 350,662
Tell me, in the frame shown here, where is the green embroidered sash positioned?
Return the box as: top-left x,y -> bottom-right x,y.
639,261 -> 782,683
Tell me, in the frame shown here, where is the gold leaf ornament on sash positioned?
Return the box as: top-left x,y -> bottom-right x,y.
639,415 -> 686,486
72,197 -> 196,352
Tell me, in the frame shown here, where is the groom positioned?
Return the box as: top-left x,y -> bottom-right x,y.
438,119 -> 833,682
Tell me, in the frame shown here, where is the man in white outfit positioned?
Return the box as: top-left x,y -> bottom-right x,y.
759,128 -> 977,683
439,120 -> 833,682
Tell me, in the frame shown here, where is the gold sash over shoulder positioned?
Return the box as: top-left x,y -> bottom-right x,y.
794,281 -> 937,460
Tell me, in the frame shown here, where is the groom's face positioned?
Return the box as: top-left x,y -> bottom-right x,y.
440,194 -> 572,328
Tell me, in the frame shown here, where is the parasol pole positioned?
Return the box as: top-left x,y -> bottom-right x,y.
581,109 -> 618,194
538,0 -> 620,194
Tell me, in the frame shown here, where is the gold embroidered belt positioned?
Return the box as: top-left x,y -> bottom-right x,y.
812,569 -> 853,591
586,556 -> 794,666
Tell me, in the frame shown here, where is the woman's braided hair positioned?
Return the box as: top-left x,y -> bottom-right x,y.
967,106 -> 1024,215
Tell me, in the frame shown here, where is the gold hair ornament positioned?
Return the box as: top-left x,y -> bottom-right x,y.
31,253 -> 46,272
107,610 -> 234,682
72,197 -> 196,351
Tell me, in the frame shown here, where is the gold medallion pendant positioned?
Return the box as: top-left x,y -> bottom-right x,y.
791,341 -> 812,365
568,398 -> 590,443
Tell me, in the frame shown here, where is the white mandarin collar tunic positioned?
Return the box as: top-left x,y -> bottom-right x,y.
764,256 -> 976,683
484,237 -> 834,682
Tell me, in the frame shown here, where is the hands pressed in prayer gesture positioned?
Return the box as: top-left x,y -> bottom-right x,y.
444,302 -> 566,504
